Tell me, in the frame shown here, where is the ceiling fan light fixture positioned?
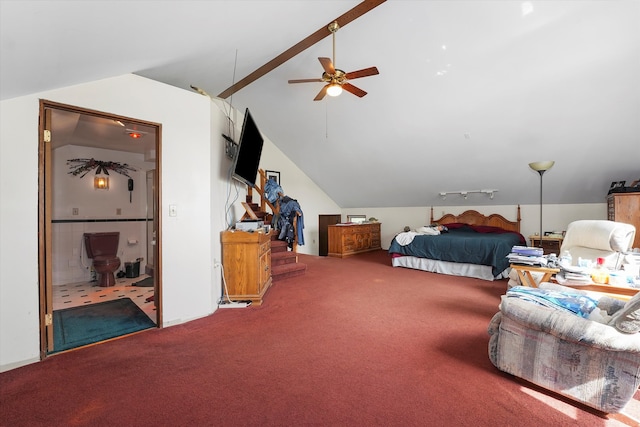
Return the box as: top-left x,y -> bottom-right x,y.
326,83 -> 343,97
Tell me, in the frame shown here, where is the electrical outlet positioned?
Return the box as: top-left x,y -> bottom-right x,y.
116,208 -> 122,215
72,207 -> 79,215
219,301 -> 250,308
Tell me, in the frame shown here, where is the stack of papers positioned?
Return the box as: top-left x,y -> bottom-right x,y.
511,246 -> 544,257
507,246 -> 547,266
557,265 -> 592,284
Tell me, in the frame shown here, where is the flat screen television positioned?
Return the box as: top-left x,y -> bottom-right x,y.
231,108 -> 264,187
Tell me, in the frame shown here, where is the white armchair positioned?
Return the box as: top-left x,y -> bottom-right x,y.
560,220 -> 635,268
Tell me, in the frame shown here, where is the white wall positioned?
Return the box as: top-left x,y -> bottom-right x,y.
53,145 -> 151,220
0,95 -> 41,370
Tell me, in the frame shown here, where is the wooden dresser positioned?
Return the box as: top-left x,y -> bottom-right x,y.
221,230 -> 272,305
607,192 -> 640,249
328,223 -> 382,258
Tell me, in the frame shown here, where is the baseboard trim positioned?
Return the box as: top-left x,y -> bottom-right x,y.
1,356 -> 40,373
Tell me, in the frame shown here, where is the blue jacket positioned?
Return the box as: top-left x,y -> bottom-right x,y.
277,196 -> 305,247
264,178 -> 283,204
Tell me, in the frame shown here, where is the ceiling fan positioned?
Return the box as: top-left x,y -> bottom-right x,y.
215,0 -> 385,99
288,21 -> 379,101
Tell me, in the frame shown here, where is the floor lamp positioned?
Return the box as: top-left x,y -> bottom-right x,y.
529,161 -> 555,247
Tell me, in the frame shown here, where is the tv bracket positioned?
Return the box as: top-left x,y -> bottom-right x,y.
222,134 -> 238,160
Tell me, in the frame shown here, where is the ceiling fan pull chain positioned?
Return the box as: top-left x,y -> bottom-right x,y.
325,104 -> 329,139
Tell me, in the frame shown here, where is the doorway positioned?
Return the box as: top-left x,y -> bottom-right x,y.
38,100 -> 162,357
318,214 -> 341,256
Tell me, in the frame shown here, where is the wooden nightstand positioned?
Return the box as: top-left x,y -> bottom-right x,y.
529,235 -> 563,255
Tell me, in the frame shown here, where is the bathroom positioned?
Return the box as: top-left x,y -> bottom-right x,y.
50,109 -> 157,323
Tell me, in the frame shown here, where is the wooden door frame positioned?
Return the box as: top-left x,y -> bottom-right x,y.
38,100 -> 163,358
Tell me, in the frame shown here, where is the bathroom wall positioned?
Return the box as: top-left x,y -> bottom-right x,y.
52,144 -> 155,285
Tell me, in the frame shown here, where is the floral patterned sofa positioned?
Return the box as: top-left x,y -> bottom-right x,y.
488,282 -> 640,414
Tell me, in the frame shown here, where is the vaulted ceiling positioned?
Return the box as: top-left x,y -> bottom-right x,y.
2,1 -> 638,208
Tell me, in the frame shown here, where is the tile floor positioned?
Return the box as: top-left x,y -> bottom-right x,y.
53,275 -> 157,323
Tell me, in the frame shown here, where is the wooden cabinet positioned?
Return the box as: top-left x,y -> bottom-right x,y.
529,236 -> 563,255
221,230 -> 272,305
328,223 -> 381,258
607,192 -> 640,249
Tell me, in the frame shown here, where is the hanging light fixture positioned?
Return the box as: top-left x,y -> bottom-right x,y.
94,176 -> 109,190
529,160 -> 555,245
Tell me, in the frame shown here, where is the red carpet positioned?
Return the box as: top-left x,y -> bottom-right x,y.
1,251 -> 637,426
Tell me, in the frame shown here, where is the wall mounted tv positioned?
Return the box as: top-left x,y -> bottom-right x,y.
231,108 -> 264,188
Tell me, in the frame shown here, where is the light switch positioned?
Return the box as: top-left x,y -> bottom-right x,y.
169,204 -> 177,217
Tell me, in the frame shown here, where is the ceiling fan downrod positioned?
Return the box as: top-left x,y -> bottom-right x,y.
329,21 -> 339,70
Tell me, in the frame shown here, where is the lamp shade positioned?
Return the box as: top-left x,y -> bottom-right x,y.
528,161 -> 555,172
94,176 -> 109,189
529,160 -> 555,247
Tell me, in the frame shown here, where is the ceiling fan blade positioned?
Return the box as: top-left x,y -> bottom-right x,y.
288,78 -> 324,84
342,83 -> 368,98
216,0 -> 387,99
314,85 -> 329,101
344,66 -> 379,80
318,57 -> 336,75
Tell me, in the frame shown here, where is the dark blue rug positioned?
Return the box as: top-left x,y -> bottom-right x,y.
132,277 -> 154,287
52,298 -> 155,353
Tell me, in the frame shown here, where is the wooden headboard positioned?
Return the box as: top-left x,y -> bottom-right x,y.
430,205 -> 521,233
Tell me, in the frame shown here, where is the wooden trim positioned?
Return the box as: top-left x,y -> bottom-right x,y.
38,102 -> 51,357
38,100 -> 163,358
154,124 -> 163,328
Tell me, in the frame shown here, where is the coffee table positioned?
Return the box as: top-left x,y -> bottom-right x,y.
559,281 -> 639,301
510,264 -> 639,300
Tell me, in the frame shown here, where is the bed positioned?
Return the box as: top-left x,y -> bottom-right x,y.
389,207 -> 524,281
